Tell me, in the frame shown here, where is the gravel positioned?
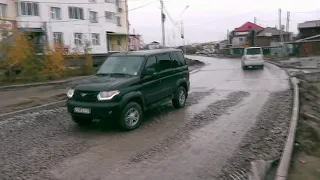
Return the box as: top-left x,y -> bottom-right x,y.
0,109 -> 89,180
0,90 -> 213,180
218,89 -> 293,179
129,91 -> 250,163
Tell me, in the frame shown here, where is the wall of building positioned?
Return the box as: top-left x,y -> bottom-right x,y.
15,0 -> 120,54
0,0 -> 16,20
129,35 -> 140,51
232,36 -> 247,46
115,0 -> 128,34
107,34 -> 127,52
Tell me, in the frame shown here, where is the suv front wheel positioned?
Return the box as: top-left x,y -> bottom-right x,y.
172,86 -> 187,109
119,102 -> 143,130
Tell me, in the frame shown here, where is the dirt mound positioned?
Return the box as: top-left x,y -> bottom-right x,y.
185,58 -> 205,66
289,72 -> 320,180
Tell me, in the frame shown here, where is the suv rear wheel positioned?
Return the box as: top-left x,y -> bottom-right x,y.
119,102 -> 143,130
71,116 -> 93,126
172,86 -> 187,109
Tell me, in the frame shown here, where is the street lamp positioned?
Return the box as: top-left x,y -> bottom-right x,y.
180,5 -> 189,54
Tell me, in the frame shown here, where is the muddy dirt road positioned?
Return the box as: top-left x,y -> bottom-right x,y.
0,56 -> 292,180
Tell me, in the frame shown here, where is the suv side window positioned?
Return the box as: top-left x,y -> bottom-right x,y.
145,56 -> 157,70
176,52 -> 186,65
170,52 -> 181,67
156,53 -> 172,71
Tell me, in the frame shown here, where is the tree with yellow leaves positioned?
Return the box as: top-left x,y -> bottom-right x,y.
42,43 -> 66,80
82,39 -> 95,75
1,29 -> 39,81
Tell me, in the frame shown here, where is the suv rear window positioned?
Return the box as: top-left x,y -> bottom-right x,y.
246,48 -> 262,55
169,52 -> 181,67
176,52 -> 186,65
156,53 -> 172,70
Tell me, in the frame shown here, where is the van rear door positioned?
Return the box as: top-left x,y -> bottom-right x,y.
245,48 -> 263,60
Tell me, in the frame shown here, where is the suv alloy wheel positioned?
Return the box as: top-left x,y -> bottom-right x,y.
119,102 -> 143,130
172,86 -> 187,109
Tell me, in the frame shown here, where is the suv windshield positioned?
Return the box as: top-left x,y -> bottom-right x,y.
246,48 -> 262,55
97,56 -> 144,76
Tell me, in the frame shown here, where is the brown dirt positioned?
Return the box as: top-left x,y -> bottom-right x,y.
0,85 -> 68,114
288,73 -> 320,180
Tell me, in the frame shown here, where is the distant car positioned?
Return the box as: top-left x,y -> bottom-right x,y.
66,49 -> 190,130
241,47 -> 264,70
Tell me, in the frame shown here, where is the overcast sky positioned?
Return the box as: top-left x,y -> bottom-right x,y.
128,0 -> 320,46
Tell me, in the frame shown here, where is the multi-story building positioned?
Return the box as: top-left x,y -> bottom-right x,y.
13,0 -> 129,54
0,0 -> 17,38
106,0 -> 129,52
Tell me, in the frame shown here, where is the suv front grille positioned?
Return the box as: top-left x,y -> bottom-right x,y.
73,90 -> 98,102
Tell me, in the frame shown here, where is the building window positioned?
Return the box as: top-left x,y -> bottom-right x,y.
117,36 -> 121,46
68,7 -> 84,20
74,33 -> 83,46
53,32 -> 63,45
105,11 -> 114,21
115,0 -> 121,7
89,11 -> 98,23
91,33 -> 100,45
19,2 -> 39,16
0,4 -> 7,18
116,16 -> 121,26
51,7 -> 61,20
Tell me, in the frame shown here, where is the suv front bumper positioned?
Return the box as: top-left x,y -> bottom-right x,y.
67,99 -> 121,120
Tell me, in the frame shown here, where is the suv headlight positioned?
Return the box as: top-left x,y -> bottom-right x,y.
67,89 -> 75,98
97,90 -> 120,101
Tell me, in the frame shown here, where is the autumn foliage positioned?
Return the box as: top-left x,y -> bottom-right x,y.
42,44 -> 66,80
0,27 -> 95,84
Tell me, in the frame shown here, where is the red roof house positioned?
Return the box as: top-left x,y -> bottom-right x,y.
234,22 -> 263,32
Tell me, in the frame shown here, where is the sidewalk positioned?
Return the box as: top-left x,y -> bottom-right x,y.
0,75 -> 89,91
0,84 -> 69,114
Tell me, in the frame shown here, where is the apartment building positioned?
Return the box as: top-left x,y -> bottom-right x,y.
0,0 -> 17,38
14,0 -> 128,54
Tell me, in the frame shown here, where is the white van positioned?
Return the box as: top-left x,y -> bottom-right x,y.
241,47 -> 264,70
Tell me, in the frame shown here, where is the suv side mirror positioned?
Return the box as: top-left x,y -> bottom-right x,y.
142,68 -> 156,76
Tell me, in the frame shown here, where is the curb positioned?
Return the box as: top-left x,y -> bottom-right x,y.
274,77 -> 300,180
0,100 -> 66,120
0,76 -> 90,91
266,60 -> 318,70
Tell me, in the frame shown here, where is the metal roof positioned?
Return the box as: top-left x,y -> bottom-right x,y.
298,20 -> 320,29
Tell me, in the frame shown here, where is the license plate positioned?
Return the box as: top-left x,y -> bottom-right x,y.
74,107 -> 91,114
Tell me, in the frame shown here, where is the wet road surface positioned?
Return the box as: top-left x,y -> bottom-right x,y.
0,56 -> 292,180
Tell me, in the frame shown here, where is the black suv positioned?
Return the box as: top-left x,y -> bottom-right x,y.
67,49 -> 190,130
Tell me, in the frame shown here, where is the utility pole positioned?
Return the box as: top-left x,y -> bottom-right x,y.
172,27 -> 176,47
286,11 -> 290,32
279,8 -> 283,44
160,0 -> 166,47
254,17 -> 257,24
227,29 -> 229,44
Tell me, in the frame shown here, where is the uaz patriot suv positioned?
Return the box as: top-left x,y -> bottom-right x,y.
66,49 -> 190,130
